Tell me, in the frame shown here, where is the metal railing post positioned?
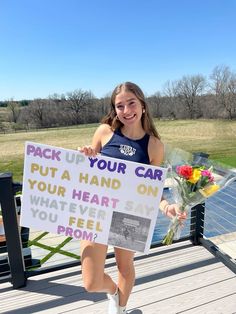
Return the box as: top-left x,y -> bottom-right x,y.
0,173 -> 26,288
190,203 -> 205,245
190,151 -> 209,245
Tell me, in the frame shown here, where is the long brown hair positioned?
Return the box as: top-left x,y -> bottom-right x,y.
101,82 -> 160,139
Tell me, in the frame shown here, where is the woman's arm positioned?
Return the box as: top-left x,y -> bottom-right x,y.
148,136 -> 186,220
148,136 -> 164,167
79,124 -> 112,156
148,137 -> 170,215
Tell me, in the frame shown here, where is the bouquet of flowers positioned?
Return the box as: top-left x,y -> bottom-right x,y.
162,147 -> 235,245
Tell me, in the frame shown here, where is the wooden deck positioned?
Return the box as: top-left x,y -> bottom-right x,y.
0,241 -> 236,314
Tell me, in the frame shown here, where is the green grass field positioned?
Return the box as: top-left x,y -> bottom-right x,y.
0,120 -> 235,182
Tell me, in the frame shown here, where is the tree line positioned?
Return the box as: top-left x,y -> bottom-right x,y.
1,65 -> 236,132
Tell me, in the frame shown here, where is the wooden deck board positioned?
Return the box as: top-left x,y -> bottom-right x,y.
0,241 -> 236,314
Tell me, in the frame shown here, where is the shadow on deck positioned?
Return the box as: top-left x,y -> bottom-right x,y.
1,241 -> 236,314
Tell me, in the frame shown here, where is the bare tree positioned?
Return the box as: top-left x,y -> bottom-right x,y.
163,80 -> 179,98
27,99 -> 46,127
228,76 -> 236,118
176,75 -> 206,119
163,80 -> 180,118
148,92 -> 162,118
47,94 -> 68,126
210,65 -> 236,119
65,89 -> 94,124
18,107 -> 32,130
7,99 -> 20,123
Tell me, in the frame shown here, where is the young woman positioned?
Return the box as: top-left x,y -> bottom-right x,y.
79,82 -> 185,314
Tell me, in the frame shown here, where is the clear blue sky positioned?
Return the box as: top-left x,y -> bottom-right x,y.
1,0 -> 236,100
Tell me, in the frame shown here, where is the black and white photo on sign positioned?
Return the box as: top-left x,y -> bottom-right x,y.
108,211 -> 151,252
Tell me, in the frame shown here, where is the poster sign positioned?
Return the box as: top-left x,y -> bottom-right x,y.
20,142 -> 167,254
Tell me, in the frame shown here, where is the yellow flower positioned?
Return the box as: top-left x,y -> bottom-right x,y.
188,169 -> 201,184
200,184 -> 220,197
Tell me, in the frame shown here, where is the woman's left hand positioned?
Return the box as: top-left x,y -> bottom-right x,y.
78,145 -> 97,157
165,204 -> 187,222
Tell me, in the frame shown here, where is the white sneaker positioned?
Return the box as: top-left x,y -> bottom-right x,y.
119,306 -> 127,314
107,287 -> 119,314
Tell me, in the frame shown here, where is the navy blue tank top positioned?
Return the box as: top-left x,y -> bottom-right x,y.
101,128 -> 150,164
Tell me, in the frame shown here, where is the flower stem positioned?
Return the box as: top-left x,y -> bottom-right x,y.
162,216 -> 180,245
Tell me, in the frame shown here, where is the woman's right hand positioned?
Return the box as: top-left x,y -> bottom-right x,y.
78,146 -> 97,157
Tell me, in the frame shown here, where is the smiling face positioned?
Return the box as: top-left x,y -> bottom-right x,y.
102,82 -> 160,139
114,90 -> 144,127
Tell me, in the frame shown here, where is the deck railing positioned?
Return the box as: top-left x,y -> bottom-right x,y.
0,172 -> 236,289
0,173 -> 26,288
